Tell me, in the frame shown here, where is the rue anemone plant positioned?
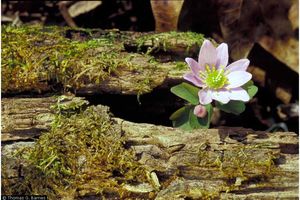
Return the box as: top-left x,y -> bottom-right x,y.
170,40 -> 258,130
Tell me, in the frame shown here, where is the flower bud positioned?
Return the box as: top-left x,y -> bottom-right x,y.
193,105 -> 207,118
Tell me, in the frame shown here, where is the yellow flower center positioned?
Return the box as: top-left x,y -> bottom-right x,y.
199,64 -> 228,89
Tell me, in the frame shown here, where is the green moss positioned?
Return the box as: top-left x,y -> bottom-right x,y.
135,31 -> 205,54
174,61 -> 188,71
2,25 -> 166,95
2,26 -> 205,94
10,99 -> 150,199
1,25 -> 130,93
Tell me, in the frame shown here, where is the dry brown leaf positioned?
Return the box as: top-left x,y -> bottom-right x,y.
247,65 -> 266,87
150,0 -> 184,32
68,1 -> 102,18
288,0 -> 299,30
220,22 -> 254,60
216,0 -> 294,60
259,36 -> 299,73
216,0 -> 243,26
275,86 -> 293,104
217,0 -> 262,59
58,1 -> 77,27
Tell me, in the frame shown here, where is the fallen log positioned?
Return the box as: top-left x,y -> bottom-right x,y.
2,26 -> 298,199
2,96 -> 298,199
2,25 -> 202,95
2,25 -> 296,105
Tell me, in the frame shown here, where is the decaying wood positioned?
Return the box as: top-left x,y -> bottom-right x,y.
1,97 -> 56,141
120,120 -> 298,199
2,26 -> 298,198
3,26 -> 195,95
3,26 -> 296,105
74,55 -> 178,95
2,97 -> 298,199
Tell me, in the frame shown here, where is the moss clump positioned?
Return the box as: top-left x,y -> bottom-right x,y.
2,26 -> 207,94
135,31 -> 205,54
11,99 -> 150,199
1,25 -> 135,93
174,61 -> 188,70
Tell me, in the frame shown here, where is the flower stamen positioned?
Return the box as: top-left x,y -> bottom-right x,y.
205,64 -> 211,73
200,64 -> 228,89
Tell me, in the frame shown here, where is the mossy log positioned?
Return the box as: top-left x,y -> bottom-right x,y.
2,25 -> 294,103
2,26 -> 298,198
3,25 -> 201,95
2,97 -> 298,199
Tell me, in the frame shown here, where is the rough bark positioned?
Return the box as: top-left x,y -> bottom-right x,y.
2,97 -> 298,199
2,26 -> 194,95
1,97 -> 56,142
2,26 -> 294,104
2,27 -> 298,199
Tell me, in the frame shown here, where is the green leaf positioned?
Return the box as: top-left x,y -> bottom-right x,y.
242,80 -> 254,88
170,104 -> 213,130
242,80 -> 258,99
216,101 -> 245,115
170,105 -> 193,130
170,82 -> 199,105
189,110 -> 202,129
247,85 -> 258,99
169,106 -> 187,121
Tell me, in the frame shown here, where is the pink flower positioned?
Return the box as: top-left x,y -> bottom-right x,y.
193,105 -> 207,118
184,40 -> 252,105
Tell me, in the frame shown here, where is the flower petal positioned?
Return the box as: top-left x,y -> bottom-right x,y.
216,43 -> 228,68
228,87 -> 250,102
226,71 -> 252,89
194,105 -> 207,118
198,89 -> 212,105
198,40 -> 217,68
185,57 -> 203,74
183,73 -> 204,87
226,59 -> 250,72
211,90 -> 230,104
